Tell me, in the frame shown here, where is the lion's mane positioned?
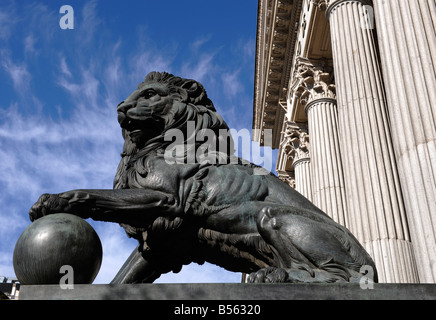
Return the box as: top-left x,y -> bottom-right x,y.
113,72 -> 236,190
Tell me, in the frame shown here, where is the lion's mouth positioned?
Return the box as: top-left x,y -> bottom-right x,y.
122,117 -> 165,144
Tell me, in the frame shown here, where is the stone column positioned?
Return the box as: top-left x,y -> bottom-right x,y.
373,0 -> 436,283
325,0 -> 419,283
283,122 -> 312,201
294,58 -> 349,227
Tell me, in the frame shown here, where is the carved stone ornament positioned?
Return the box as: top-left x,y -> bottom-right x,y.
283,122 -> 310,166
292,58 -> 336,107
278,171 -> 296,189
26,72 -> 377,284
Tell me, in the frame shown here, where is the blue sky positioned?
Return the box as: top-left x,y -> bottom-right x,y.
0,0 -> 277,284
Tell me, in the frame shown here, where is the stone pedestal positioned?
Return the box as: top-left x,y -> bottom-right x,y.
373,0 -> 436,283
18,283 -> 436,300
326,0 -> 419,283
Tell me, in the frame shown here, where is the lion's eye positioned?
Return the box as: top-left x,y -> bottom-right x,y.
143,90 -> 157,99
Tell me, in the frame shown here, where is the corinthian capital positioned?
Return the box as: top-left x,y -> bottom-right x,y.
283,122 -> 310,167
292,57 -> 336,107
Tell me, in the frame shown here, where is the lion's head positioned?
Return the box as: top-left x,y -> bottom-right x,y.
114,72 -> 235,189
117,72 -> 215,145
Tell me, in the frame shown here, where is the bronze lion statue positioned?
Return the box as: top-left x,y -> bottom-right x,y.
29,71 -> 377,284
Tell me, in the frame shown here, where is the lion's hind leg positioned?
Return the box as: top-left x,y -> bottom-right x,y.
253,205 -> 374,283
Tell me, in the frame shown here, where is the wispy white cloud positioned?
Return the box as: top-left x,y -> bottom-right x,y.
0,1 -> 19,42
221,69 -> 243,97
190,35 -> 212,53
103,41 -> 123,95
181,53 -> 216,83
241,38 -> 256,62
129,50 -> 173,84
60,56 -> 72,78
77,0 -> 102,45
23,34 -> 37,56
1,56 -> 31,92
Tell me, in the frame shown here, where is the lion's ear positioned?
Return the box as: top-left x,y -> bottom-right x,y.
181,80 -> 199,93
177,80 -> 199,104
178,79 -> 215,110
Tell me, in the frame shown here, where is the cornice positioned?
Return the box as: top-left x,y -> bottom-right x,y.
253,0 -> 304,148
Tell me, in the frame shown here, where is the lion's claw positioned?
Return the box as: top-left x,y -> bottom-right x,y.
29,193 -> 70,221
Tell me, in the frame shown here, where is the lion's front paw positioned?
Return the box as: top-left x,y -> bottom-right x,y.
247,267 -> 289,283
29,193 -> 70,222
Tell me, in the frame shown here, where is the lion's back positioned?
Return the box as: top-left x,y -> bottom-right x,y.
200,164 -> 325,215
198,164 -> 313,209
197,164 -> 268,206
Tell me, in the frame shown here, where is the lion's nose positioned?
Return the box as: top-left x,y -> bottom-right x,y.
117,101 -> 133,114
117,102 -> 136,126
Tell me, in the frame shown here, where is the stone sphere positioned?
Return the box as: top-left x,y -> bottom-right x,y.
13,213 -> 102,285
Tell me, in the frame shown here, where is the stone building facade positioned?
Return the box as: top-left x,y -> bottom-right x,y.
253,0 -> 436,283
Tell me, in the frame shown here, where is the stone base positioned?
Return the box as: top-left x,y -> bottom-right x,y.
19,283 -> 436,300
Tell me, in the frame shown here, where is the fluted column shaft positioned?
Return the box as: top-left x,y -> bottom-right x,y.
294,158 -> 312,201
326,0 -> 419,282
373,0 -> 436,283
306,98 -> 349,227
